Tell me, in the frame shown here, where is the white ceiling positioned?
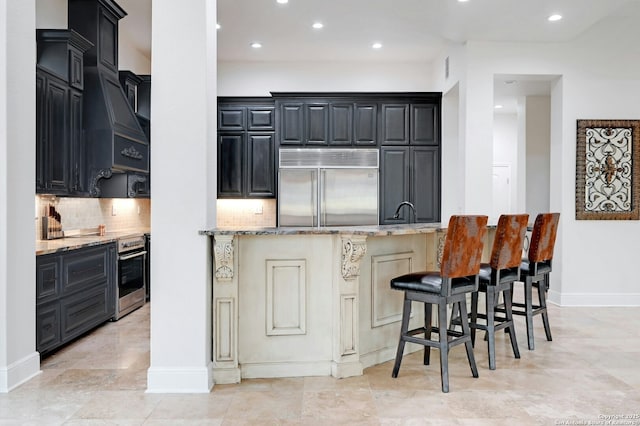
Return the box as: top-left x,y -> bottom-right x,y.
116,0 -> 640,108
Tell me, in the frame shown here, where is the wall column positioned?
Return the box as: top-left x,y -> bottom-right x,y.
147,0 -> 217,392
0,0 -> 39,392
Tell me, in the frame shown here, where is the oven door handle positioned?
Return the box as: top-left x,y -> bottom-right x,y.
119,250 -> 147,261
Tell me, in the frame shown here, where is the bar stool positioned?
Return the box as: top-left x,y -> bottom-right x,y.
510,212 -> 560,350
470,213 -> 528,370
390,215 -> 488,393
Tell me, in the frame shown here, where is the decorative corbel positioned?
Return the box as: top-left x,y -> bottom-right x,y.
341,236 -> 367,280
213,235 -> 234,280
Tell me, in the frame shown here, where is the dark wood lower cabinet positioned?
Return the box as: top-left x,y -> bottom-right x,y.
36,243 -> 116,356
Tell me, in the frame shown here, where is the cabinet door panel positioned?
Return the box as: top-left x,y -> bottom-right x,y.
381,103 -> 409,145
305,103 -> 329,145
70,90 -> 85,193
248,107 -> 275,131
380,147 -> 410,224
354,103 -> 377,146
37,256 -> 60,304
411,147 -> 440,223
329,103 -> 353,145
218,107 -> 245,131
36,72 -> 46,192
46,78 -> 70,192
218,133 -> 244,197
279,103 -> 304,145
36,302 -> 61,355
247,132 -> 275,197
411,104 -> 439,145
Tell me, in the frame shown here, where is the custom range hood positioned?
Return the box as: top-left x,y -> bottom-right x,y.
69,0 -> 149,196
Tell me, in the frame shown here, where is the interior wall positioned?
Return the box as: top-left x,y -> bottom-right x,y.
35,0 -> 65,28
462,35 -> 640,306
493,112 -> 518,215
524,96 -> 550,219
217,61 -> 436,95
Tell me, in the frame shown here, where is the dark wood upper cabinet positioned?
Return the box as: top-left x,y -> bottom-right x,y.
354,103 -> 377,146
219,108 -> 246,131
247,133 -> 275,197
380,147 -> 410,224
36,29 -> 92,196
411,146 -> 440,223
218,133 -> 244,197
330,104 -> 353,145
305,103 -> 329,145
279,102 -> 305,145
381,103 -> 409,145
218,98 -> 276,198
411,104 -> 439,145
248,107 -> 275,131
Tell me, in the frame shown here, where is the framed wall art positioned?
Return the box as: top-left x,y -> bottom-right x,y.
576,119 -> 640,220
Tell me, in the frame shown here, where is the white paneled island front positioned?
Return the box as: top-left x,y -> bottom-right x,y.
201,224 -> 449,384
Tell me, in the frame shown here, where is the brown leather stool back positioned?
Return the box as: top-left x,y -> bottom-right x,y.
491,213 -> 529,271
440,215 -> 488,281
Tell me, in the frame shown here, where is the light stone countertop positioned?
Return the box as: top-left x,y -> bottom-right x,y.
36,227 -> 150,256
200,222 -> 445,237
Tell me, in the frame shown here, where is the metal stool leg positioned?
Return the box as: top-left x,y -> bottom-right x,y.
438,301 -> 449,393
458,299 -> 479,378
503,286 -> 520,359
392,295 -> 411,377
539,275 -> 552,342
486,286 -> 496,370
525,277 -> 535,350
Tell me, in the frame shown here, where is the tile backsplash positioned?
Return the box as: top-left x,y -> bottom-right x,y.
216,199 -> 276,228
36,195 -> 151,239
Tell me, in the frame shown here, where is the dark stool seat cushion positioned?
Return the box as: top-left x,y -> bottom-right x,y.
479,263 -> 519,285
391,272 -> 476,295
520,259 -> 552,276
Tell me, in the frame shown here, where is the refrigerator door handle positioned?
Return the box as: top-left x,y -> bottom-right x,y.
319,169 -> 326,226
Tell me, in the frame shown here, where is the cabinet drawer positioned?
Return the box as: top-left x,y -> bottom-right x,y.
61,283 -> 112,342
36,302 -> 62,355
62,246 -> 110,295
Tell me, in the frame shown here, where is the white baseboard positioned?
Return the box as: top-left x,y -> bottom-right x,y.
146,362 -> 213,393
554,291 -> 640,307
0,351 -> 40,393
361,343 -> 422,370
241,361 -> 331,379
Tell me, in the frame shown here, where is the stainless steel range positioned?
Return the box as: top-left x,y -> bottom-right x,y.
114,234 -> 147,320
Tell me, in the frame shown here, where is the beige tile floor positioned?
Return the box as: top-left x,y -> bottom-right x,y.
2,300 -> 640,425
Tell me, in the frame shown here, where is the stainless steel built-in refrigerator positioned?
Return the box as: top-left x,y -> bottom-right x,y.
278,148 -> 379,227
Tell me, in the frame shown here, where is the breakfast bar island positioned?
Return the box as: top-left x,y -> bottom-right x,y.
202,223 -> 463,384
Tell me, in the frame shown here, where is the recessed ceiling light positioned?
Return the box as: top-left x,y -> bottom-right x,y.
250,42 -> 262,49
458,0 -> 470,2
216,23 -> 221,30
372,42 -> 383,49
312,22 -> 324,29
276,0 -> 288,4
494,104 -> 504,109
504,80 -> 517,85
548,14 -> 562,22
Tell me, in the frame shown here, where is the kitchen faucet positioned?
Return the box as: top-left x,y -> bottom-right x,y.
393,201 -> 417,222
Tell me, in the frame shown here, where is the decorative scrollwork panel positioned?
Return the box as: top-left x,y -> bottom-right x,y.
576,120 -> 640,220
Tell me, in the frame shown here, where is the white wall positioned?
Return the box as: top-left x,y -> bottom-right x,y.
1,0 -> 39,392
525,96 -> 550,219
457,31 -> 640,305
35,0 -> 65,28
218,61 -> 435,95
